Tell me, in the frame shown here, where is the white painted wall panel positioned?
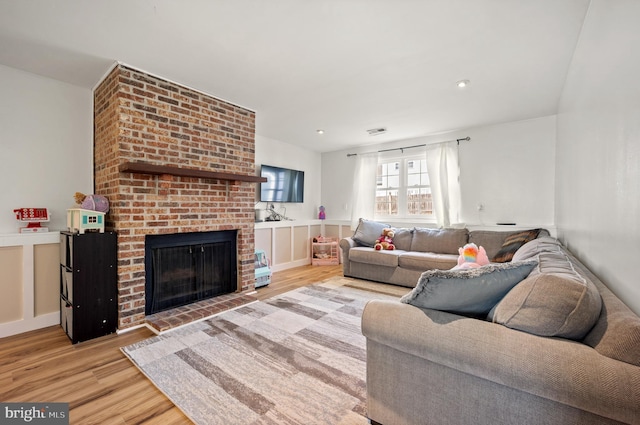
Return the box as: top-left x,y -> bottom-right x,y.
321,116 -> 556,229
556,0 -> 640,314
0,64 -> 92,234
255,134 -> 322,221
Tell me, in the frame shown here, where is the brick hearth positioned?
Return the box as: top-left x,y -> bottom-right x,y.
94,64 -> 258,330
145,291 -> 258,333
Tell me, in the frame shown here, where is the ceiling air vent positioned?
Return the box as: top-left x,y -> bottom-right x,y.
367,127 -> 387,136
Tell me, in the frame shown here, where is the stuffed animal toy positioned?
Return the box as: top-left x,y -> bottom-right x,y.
453,243 -> 490,269
74,192 -> 110,213
374,228 -> 396,251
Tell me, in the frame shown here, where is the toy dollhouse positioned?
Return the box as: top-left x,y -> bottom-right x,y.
67,208 -> 105,234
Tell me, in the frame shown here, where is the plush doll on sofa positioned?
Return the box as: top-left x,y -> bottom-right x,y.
453,242 -> 490,269
374,228 -> 396,251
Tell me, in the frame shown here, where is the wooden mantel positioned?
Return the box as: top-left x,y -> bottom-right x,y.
119,161 -> 267,183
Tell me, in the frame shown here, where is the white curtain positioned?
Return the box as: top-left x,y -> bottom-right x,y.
350,152 -> 379,229
425,142 -> 461,228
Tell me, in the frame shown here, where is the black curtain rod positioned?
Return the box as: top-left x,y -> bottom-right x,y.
346,137 -> 470,157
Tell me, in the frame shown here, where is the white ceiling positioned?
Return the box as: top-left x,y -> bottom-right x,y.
0,0 -> 590,153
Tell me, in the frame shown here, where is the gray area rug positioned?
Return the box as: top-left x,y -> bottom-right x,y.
121,277 -> 408,424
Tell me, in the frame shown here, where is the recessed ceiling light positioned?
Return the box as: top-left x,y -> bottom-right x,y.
316,129 -> 324,135
456,79 -> 470,88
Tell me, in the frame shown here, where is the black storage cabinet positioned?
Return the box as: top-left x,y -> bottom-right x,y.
59,231 -> 117,343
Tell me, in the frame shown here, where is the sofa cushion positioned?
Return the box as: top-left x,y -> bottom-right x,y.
410,228 -> 468,255
349,247 -> 403,267
398,252 -> 459,271
490,251 -> 602,340
468,231 -> 512,259
511,236 -> 562,262
400,260 -> 537,315
391,227 -> 414,251
491,229 -> 542,263
469,230 -> 529,260
352,218 -> 390,247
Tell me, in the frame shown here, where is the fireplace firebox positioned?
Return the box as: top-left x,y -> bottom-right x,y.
145,230 -> 238,315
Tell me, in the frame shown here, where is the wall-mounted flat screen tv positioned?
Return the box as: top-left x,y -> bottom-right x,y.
260,164 -> 304,203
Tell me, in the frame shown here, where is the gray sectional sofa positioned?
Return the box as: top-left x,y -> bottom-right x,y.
346,221 -> 640,424
339,219 -> 548,287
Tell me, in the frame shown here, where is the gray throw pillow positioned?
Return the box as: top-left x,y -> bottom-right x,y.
352,218 -> 389,247
400,260 -> 538,315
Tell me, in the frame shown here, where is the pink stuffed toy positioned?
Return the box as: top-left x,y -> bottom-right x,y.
453,243 -> 490,269
374,228 -> 396,251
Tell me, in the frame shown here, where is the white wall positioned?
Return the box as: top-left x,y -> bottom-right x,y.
321,116 -> 556,229
0,64 -> 319,233
556,0 -> 640,315
0,65 -> 93,234
254,134 -> 322,221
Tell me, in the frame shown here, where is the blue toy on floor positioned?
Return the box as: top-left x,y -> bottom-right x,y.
254,250 -> 271,288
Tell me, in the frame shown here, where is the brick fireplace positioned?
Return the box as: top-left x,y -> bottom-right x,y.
94,64 -> 259,330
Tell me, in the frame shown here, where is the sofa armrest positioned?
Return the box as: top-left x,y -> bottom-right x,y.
362,300 -> 640,424
339,237 -> 357,269
339,236 -> 358,250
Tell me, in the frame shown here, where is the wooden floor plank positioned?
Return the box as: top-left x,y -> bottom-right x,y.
0,264 -> 343,424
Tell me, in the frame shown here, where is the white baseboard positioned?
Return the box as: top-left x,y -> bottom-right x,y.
0,312 -> 59,339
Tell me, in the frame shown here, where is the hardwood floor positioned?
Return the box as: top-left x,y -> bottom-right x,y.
0,264 -> 343,424
253,264 -> 343,302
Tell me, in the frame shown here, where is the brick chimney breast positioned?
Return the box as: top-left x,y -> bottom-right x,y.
94,64 -> 257,329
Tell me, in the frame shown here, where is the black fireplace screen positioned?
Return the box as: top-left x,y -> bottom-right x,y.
145,230 -> 237,315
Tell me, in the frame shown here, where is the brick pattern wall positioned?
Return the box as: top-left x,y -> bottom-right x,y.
94,64 -> 257,329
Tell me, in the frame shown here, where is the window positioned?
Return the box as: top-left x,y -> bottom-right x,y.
375,155 -> 433,219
